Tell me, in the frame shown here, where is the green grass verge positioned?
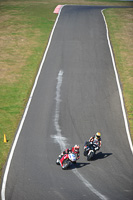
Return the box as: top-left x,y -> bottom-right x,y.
0,1 -> 57,181
103,8 -> 133,139
0,0 -> 132,182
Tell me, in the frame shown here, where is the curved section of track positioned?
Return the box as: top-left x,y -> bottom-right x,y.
1,5 -> 133,200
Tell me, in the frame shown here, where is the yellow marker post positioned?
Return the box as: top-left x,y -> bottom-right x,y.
4,134 -> 7,143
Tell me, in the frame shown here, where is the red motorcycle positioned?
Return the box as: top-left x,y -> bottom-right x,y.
56,153 -> 77,169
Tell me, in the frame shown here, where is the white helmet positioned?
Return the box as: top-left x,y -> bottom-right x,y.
74,144 -> 80,152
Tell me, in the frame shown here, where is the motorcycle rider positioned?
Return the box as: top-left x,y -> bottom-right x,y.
84,132 -> 102,152
57,144 -> 80,164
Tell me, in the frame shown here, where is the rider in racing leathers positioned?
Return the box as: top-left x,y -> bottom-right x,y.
57,144 -> 80,162
84,132 -> 102,152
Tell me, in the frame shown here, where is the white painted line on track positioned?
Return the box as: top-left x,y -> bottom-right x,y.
53,70 -> 108,200
53,70 -> 68,152
102,10 -> 133,155
1,5 -> 65,200
73,169 -> 107,200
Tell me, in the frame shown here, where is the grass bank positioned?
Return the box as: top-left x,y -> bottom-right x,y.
0,0 -> 132,181
0,0 -> 57,181
104,8 -> 133,140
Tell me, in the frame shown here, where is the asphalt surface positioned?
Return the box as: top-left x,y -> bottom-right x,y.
1,5 -> 133,200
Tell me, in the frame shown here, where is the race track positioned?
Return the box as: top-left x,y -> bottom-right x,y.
1,5 -> 133,200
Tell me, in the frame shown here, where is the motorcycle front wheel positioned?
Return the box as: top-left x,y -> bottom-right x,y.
62,159 -> 70,170
84,150 -> 87,156
87,154 -> 91,161
87,151 -> 94,161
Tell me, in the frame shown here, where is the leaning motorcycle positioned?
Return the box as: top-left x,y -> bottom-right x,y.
56,153 -> 77,169
83,142 -> 98,161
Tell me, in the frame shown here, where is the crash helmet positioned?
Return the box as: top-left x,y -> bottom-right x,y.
74,144 -> 80,152
95,132 -> 101,139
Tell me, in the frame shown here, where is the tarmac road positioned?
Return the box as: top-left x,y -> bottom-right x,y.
1,5 -> 133,200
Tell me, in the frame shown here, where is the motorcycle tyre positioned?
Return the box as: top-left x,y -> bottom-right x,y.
87,152 -> 93,161
84,150 -> 87,156
56,159 -> 60,165
62,159 -> 70,170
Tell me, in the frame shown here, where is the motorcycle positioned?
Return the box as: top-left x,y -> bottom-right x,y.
56,153 -> 77,169
83,142 -> 98,161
